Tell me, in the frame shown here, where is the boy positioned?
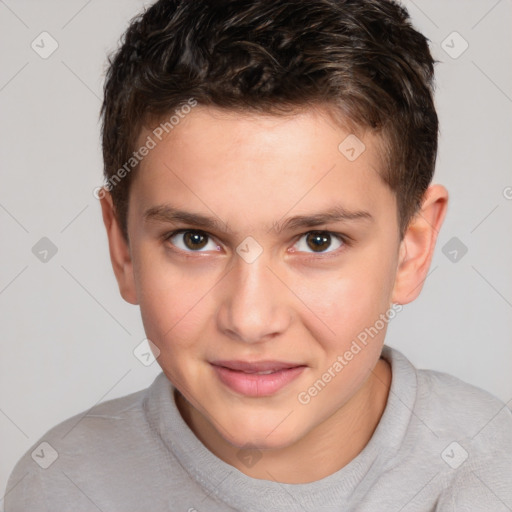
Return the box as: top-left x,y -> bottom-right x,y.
4,0 -> 512,510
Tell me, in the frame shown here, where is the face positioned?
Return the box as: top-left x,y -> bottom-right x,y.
121,106 -> 404,450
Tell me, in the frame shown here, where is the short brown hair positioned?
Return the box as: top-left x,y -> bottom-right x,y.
100,0 -> 438,241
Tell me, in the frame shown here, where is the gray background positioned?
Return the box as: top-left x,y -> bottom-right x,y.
1,0 -> 511,501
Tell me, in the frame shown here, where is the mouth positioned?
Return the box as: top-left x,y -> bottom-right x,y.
210,360 -> 307,397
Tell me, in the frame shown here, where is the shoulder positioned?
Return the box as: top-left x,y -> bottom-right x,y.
3,384 -> 152,511
384,345 -> 512,444
383,346 -> 512,462
384,348 -> 512,508
415,366 -> 512,442
414,366 -> 512,506
34,384 -> 149,449
421,369 -> 512,509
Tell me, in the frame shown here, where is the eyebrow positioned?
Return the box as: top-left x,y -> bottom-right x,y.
143,204 -> 373,234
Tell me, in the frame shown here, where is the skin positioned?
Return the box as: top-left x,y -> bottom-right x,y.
100,105 -> 448,484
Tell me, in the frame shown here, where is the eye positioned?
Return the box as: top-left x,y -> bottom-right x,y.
165,229 -> 221,252
292,231 -> 345,254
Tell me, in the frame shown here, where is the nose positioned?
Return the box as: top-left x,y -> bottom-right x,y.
217,253 -> 292,344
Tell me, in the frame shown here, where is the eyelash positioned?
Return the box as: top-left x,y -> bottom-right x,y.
162,229 -> 351,259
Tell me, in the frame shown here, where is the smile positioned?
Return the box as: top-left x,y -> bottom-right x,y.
210,360 -> 307,397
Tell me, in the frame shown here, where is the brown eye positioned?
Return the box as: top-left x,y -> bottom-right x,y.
183,231 -> 208,250
306,232 -> 331,252
167,230 -> 220,252
294,231 -> 344,254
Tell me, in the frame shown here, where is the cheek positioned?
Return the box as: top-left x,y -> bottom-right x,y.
133,247 -> 212,349
293,250 -> 397,348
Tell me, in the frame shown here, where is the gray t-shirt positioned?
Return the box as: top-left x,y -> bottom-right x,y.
3,345 -> 512,511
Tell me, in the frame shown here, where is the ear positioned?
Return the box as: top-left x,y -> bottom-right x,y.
392,184 -> 448,304
99,189 -> 138,305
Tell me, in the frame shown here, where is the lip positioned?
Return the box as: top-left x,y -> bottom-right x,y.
210,360 -> 307,397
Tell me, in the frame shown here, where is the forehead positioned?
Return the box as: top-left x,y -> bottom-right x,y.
131,105 -> 395,232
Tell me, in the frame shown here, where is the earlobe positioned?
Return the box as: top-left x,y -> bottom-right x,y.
391,184 -> 448,305
99,189 -> 139,305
